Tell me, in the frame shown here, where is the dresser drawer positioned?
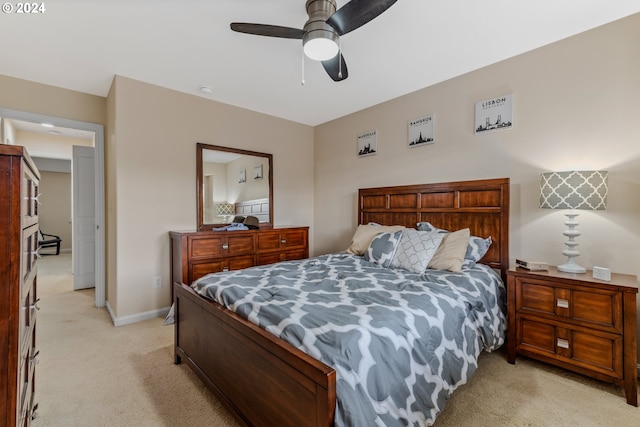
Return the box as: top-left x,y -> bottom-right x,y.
190,256 -> 255,281
257,229 -> 307,252
517,316 -> 623,379
189,234 -> 255,259
516,276 -> 622,333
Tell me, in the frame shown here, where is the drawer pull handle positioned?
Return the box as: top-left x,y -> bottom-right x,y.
222,267 -> 229,272
31,299 -> 41,312
280,239 -> 287,244
30,350 -> 40,365
31,403 -> 39,420
557,338 -> 569,349
222,243 -> 229,250
25,194 -> 43,204
556,298 -> 569,309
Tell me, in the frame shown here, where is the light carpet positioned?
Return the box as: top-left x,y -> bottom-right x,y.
32,254 -> 640,426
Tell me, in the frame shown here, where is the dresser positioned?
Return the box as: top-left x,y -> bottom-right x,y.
1,145 -> 41,426
507,267 -> 638,406
170,227 -> 309,286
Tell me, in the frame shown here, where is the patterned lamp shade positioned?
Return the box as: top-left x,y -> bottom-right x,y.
216,202 -> 235,217
539,171 -> 608,210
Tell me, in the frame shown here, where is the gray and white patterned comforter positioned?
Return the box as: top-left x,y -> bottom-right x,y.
192,253 -> 506,426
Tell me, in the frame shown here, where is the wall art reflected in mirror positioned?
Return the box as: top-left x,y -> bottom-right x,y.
197,143 -> 273,230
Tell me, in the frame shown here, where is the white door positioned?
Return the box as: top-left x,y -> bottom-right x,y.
72,145 -> 96,290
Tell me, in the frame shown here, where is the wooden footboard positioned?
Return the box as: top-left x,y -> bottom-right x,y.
173,282 -> 336,427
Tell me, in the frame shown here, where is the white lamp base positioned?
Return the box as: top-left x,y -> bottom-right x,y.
558,211 -> 586,274
557,260 -> 586,274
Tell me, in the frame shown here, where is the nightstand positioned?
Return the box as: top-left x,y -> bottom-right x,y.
507,266 -> 638,406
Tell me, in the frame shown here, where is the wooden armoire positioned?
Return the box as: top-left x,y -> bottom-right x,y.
0,145 -> 40,426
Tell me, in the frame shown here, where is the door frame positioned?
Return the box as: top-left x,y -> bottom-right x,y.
1,108 -> 106,307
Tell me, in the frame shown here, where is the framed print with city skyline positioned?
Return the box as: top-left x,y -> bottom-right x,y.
357,130 -> 377,157
475,94 -> 513,134
408,115 -> 434,148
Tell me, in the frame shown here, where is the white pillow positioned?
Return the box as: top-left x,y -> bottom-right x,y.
391,229 -> 445,274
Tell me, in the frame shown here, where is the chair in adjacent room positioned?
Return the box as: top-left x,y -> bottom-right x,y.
38,230 -> 62,255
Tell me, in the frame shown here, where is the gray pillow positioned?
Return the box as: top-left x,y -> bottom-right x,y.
364,230 -> 402,268
416,222 -> 492,268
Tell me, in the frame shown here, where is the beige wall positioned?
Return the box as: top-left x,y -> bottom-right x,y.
315,14 -> 640,356
0,74 -> 106,124
107,76 -> 314,318
38,171 -> 72,253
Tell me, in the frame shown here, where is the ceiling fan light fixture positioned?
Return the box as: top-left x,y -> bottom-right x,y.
303,30 -> 339,61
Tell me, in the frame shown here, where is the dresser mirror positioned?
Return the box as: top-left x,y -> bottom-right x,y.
197,143 -> 273,230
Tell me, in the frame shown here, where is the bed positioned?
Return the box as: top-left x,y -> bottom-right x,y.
173,178 -> 510,426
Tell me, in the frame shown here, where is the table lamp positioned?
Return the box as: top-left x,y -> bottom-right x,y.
539,170 -> 608,273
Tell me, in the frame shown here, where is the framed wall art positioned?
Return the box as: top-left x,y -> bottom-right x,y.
238,169 -> 246,183
408,114 -> 434,147
357,130 -> 377,157
253,164 -> 263,180
475,93 -> 513,134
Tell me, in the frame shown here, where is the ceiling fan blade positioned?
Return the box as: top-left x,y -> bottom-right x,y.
327,0 -> 397,35
230,23 -> 305,39
322,53 -> 349,82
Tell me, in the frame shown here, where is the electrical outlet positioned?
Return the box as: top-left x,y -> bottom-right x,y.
154,277 -> 162,288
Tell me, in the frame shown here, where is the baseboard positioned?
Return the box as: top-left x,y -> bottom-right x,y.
106,301 -> 171,327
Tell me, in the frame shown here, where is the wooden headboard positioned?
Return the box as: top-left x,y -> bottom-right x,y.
235,197 -> 270,222
359,178 -> 510,279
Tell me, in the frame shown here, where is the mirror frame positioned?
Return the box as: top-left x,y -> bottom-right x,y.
197,142 -> 274,231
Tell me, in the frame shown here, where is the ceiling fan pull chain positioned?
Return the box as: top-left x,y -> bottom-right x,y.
301,50 -> 306,86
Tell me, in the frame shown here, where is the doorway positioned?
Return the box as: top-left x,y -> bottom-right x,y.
0,108 -> 106,307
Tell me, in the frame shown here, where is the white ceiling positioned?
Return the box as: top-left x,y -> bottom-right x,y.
1,1 -> 638,126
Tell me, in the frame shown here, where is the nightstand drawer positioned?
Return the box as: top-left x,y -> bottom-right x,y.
517,316 -> 623,379
516,277 -> 622,333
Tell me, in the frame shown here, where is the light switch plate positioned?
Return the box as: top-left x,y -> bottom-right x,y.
593,266 -> 611,281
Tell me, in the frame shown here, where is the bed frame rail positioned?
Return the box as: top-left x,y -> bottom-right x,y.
174,282 -> 336,427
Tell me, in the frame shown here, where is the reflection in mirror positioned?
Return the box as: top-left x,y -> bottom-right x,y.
197,143 -> 273,230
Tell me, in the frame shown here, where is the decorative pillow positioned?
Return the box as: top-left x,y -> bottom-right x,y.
391,229 -> 445,274
346,224 -> 405,255
417,221 -> 492,268
462,235 -> 493,268
416,221 -> 446,233
364,230 -> 403,268
427,228 -> 470,272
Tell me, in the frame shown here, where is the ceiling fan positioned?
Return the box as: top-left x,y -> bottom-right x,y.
230,0 -> 397,82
